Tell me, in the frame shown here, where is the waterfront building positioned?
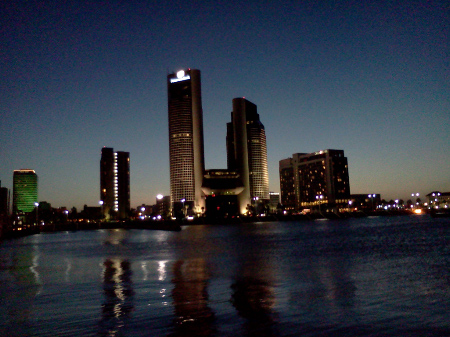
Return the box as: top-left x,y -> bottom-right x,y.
268,192 -> 280,213
167,69 -> 205,216
349,194 -> 381,211
137,204 -> 154,219
279,150 -> 350,212
427,191 -> 450,209
155,195 -> 171,219
13,169 -> 38,214
100,147 -> 130,219
226,98 -> 269,214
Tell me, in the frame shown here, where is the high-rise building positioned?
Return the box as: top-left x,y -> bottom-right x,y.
279,150 -> 350,212
13,169 -> 38,213
0,180 -> 9,216
227,98 -> 269,213
100,147 -> 130,219
167,69 -> 205,216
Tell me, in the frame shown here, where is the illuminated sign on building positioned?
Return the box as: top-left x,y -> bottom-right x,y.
169,70 -> 191,83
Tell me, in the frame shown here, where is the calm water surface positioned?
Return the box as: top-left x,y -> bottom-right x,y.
1,215 -> 449,336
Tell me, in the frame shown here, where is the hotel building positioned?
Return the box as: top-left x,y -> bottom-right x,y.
13,169 -> 38,214
167,69 -> 205,216
100,147 -> 130,219
279,150 -> 350,212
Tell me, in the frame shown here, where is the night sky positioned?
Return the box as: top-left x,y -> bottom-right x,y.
1,1 -> 449,209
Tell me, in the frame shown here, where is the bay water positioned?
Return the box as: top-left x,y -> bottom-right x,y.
1,215 -> 449,336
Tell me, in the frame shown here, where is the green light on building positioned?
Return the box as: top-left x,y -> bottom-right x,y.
13,169 -> 38,213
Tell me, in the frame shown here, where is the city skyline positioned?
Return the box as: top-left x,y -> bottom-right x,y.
1,1 -> 449,209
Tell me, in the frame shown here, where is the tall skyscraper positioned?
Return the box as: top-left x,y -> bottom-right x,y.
100,147 -> 130,219
279,150 -> 350,212
227,98 -> 269,213
13,169 -> 38,213
167,69 -> 205,216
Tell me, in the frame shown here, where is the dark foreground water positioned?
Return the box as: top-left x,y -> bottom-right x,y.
1,215 -> 449,336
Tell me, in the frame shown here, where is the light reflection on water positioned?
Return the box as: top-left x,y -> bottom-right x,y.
0,216 -> 449,336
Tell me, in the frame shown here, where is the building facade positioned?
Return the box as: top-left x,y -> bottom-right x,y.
279,150 -> 350,212
100,147 -> 130,219
226,98 -> 269,213
13,169 -> 38,214
168,69 -> 205,216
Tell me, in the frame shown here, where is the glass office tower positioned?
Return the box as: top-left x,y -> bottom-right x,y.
13,169 -> 38,213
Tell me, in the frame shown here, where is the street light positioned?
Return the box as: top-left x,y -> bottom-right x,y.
412,193 -> 420,207
181,198 -> 186,217
368,194 -> 376,211
252,196 -> 259,215
34,202 -> 39,226
316,195 -> 323,213
99,200 -> 104,220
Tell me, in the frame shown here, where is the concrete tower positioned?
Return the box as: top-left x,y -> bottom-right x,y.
167,69 -> 205,216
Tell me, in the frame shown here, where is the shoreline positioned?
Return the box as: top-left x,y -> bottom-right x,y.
1,209 -> 441,240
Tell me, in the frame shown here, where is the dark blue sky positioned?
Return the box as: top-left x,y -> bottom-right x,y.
1,0 -> 449,209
